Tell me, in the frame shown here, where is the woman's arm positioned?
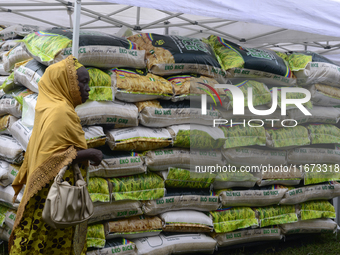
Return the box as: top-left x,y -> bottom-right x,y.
73,148 -> 103,166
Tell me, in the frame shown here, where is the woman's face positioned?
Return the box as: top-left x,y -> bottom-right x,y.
77,66 -> 90,103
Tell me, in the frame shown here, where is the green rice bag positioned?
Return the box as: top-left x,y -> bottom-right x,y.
23,31 -> 72,63
169,125 -> 225,149
87,223 -> 106,248
0,205 -> 10,227
211,207 -> 258,233
110,172 -> 165,201
221,124 -> 266,149
307,124 -> 340,145
215,171 -> 259,183
266,126 -> 310,148
88,177 -> 110,202
0,72 -> 17,92
287,53 -> 313,71
87,67 -> 113,101
163,167 -> 216,189
256,205 -> 298,227
304,165 -> 340,185
272,87 -> 313,109
300,201 -> 336,221
224,80 -> 271,109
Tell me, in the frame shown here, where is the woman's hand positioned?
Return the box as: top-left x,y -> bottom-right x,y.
74,148 -> 103,166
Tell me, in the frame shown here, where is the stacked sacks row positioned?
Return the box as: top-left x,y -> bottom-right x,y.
0,24 -> 42,241
1,27 -> 340,254
203,35 -> 340,250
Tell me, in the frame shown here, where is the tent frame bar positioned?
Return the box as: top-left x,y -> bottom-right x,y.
79,5 -> 133,27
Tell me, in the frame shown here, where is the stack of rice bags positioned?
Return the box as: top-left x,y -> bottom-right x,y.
203,36 -> 340,250
0,24 -> 42,242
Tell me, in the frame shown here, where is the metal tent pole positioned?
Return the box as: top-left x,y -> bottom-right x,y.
72,0 -> 81,58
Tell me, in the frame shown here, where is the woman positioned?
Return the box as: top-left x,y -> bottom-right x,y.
9,55 -> 103,254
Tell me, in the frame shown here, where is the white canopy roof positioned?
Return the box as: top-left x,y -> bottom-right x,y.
1,0 -> 340,63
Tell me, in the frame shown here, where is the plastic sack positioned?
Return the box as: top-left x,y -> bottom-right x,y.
0,76 -> 8,86
0,161 -> 19,187
213,228 -> 282,247
21,93 -> 37,127
89,200 -> 143,224
298,201 -> 336,221
106,126 -> 172,151
261,165 -> 303,180
269,87 -> 313,110
206,35 -> 295,86
0,225 -> 12,242
167,74 -> 224,97
128,33 -> 226,82
288,106 -> 340,125
288,51 -> 340,87
89,147 -> 146,178
287,147 -> 340,165
255,205 -> 298,227
310,84 -> 340,107
13,59 -> 46,93
132,233 -> 216,255
223,80 -> 271,110
109,172 -> 165,201
109,68 -> 173,102
105,215 -> 162,239
83,126 -> 106,149
211,207 -> 258,233
213,170 -> 259,189
280,182 -> 340,205
265,126 -> 310,148
0,24 -> 39,40
88,178 -> 110,203
0,40 -> 19,51
8,119 -> 33,151
144,148 -> 225,171
220,124 -> 266,149
160,210 -> 213,232
0,204 -> 11,227
0,135 -> 24,164
0,224 -> 11,242
304,165 -> 340,185
0,115 -> 18,135
0,184 -> 24,209
219,106 -> 285,128
0,63 -> 9,76
307,124 -> 340,145
75,100 -> 138,128
159,167 -> 216,189
4,209 -> 15,230
136,99 -> 219,127
87,223 -> 106,249
0,93 -> 22,118
143,189 -> 219,215
3,45 -> 32,72
22,28 -> 146,68
218,185 -> 288,207
279,218 -> 337,235
87,238 -> 137,255
167,124 -> 225,149
87,67 -> 113,101
222,147 -> 287,167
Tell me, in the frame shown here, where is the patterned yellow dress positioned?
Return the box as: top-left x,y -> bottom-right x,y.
10,164 -> 88,255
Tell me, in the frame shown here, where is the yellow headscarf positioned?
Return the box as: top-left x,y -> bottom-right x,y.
10,56 -> 87,248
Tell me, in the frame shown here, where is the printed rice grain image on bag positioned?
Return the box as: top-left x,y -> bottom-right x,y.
0,1 -> 340,255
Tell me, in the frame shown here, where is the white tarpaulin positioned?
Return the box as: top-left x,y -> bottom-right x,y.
98,0 -> 340,38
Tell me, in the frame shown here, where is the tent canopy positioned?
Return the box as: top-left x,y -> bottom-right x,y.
1,0 -> 340,63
